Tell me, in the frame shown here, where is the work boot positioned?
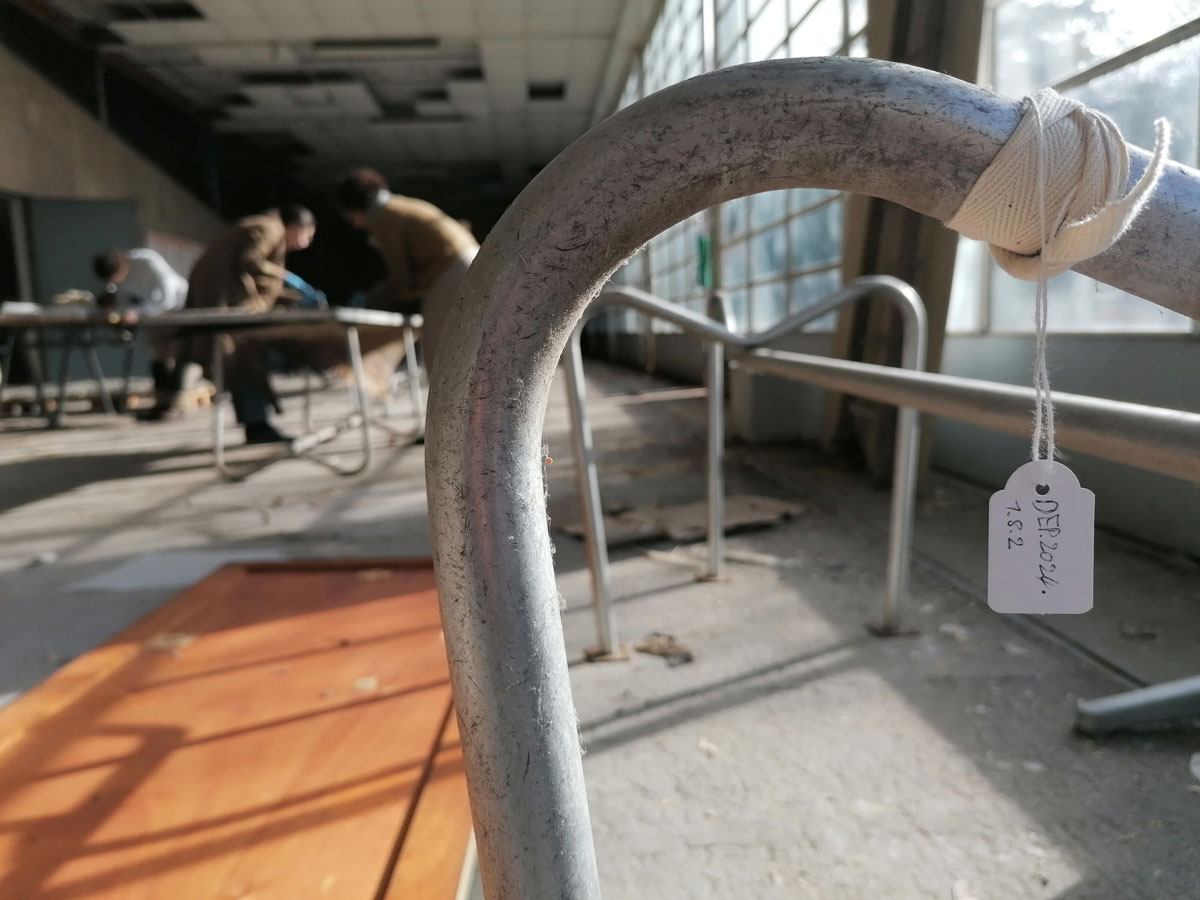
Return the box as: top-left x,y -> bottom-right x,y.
244,422 -> 292,445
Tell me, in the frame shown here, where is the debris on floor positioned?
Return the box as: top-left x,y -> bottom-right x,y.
1119,621 -> 1162,640
145,632 -> 196,655
560,494 -> 804,547
634,632 -> 694,666
938,622 -> 971,643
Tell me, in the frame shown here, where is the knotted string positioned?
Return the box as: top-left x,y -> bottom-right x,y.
948,89 -> 1171,470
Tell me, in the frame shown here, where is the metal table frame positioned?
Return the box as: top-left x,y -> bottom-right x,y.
424,58 -> 1200,897
565,277 -> 927,657
137,308 -> 423,482
0,313 -> 137,424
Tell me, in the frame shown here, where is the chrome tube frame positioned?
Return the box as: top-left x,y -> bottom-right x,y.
569,277 -> 926,642
212,324 -> 375,482
425,58 -> 1200,898
702,292 -> 734,582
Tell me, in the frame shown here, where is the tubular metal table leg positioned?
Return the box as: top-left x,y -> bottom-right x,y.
50,329 -> 76,429
83,329 -> 117,415
0,328 -> 17,403
119,330 -> 138,411
29,329 -> 48,416
345,325 -> 373,473
211,338 -> 234,480
403,324 -> 425,436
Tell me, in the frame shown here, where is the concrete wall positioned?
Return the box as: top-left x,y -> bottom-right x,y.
0,45 -> 222,242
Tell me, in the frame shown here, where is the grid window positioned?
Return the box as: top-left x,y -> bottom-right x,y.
614,0 -> 862,332
949,1 -> 1199,334
717,0 -> 858,328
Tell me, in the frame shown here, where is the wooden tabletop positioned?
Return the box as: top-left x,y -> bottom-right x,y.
0,559 -> 471,899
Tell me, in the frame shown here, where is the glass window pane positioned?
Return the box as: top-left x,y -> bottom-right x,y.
649,236 -> 668,272
751,280 -> 789,329
750,189 -> 787,228
751,224 -> 788,279
790,187 -> 838,211
789,202 -> 842,270
722,196 -> 748,239
848,0 -> 867,35
990,267 -> 1192,333
788,0 -> 843,57
721,239 -> 749,287
994,0 -> 1200,96
946,236 -> 985,333
748,0 -> 787,60
1066,34 -> 1200,166
717,0 -> 747,63
725,36 -> 748,65
848,31 -> 868,58
789,0 -> 818,28
791,269 -> 841,329
726,289 -> 748,331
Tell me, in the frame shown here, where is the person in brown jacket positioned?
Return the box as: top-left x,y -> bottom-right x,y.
332,168 -> 478,377
186,205 -> 315,312
147,206 -> 316,441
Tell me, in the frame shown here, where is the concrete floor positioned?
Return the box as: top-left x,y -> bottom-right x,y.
1,363 -> 1198,898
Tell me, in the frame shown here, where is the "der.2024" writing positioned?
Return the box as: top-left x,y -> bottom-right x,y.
1003,497 -> 1061,591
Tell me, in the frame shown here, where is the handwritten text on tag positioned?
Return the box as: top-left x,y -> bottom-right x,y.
988,461 -> 1094,615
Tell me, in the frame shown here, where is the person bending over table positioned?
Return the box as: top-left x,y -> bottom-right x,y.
149,205 -> 316,442
332,168 -> 478,378
92,247 -> 189,413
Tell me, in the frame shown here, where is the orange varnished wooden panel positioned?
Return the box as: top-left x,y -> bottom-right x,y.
0,561 -> 462,899
382,712 -> 474,899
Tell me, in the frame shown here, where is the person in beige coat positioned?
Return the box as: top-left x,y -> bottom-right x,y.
148,206 -> 316,440
332,168 -> 478,377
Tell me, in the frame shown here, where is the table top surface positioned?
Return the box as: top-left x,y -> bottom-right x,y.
0,307 -> 418,330
0,558 -> 471,899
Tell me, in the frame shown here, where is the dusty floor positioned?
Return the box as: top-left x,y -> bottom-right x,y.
1,362 -> 1198,898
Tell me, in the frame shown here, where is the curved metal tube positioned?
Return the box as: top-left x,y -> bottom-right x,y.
425,58 -> 1200,898
587,277 -> 927,635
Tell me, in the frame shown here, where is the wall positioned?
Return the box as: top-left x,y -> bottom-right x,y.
0,45 -> 222,243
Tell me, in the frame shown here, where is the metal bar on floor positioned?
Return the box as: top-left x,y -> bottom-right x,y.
1075,675 -> 1200,735
424,57 -> 1200,898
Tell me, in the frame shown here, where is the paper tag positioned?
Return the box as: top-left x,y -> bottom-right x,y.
988,461 -> 1094,614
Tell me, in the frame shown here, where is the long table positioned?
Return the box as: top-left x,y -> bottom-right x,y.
0,307 -> 424,480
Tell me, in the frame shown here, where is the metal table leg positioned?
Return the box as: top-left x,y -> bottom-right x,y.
402,324 -> 425,437
50,329 -> 76,429
82,328 -> 117,415
0,327 -> 17,404
290,325 -> 373,477
28,329 -> 48,416
119,328 -> 138,412
211,337 -> 236,480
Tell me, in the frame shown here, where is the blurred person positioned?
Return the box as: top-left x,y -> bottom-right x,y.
92,247 -> 188,413
148,205 -> 316,439
332,168 -> 478,377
